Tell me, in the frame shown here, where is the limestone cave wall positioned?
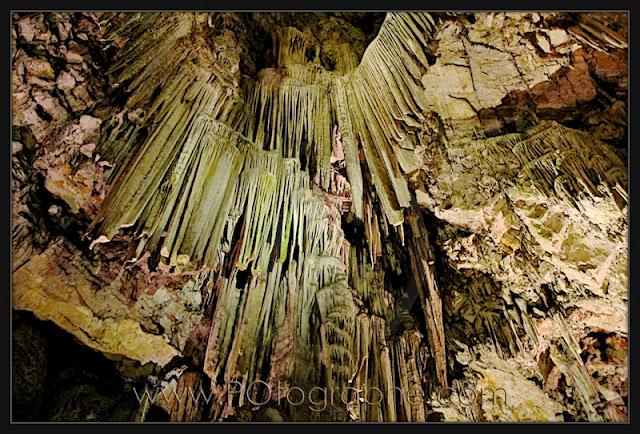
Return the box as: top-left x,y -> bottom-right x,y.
11,11 -> 628,422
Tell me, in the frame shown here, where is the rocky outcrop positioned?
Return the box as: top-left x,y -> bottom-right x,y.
409,12 -> 627,422
12,11 -> 627,422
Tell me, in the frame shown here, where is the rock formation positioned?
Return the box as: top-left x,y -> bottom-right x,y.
12,11 -> 628,422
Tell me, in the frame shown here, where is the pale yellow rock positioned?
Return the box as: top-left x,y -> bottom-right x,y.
548,28 -> 569,47
476,367 -> 564,421
12,245 -> 180,366
536,33 -> 552,54
27,57 -> 55,80
44,167 -> 85,214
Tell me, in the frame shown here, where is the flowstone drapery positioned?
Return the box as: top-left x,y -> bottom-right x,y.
83,12 -> 445,421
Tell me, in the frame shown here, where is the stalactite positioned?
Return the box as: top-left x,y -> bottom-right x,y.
87,16 -> 445,419
332,78 -> 364,219
481,121 -> 628,210
272,26 -> 319,67
406,204 -> 448,388
242,64 -> 333,188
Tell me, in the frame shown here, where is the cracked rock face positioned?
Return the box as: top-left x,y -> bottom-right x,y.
12,11 -> 627,422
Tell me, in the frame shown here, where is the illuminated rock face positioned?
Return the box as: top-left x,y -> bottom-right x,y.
12,12 -> 627,422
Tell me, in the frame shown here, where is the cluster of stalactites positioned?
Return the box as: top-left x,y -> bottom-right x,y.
93,11 -> 252,253
241,12 -> 436,227
481,121 -> 628,211
97,11 -> 439,242
337,12 -> 435,226
94,80 -> 358,416
97,11 -> 248,180
199,130 -> 354,419
90,62 -> 247,254
242,64 -> 333,189
89,12 -> 443,421
106,12 -> 240,109
339,245 -> 433,422
327,42 -> 361,73
272,26 -> 320,67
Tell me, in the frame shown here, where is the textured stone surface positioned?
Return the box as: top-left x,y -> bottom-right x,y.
12,12 -> 627,422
